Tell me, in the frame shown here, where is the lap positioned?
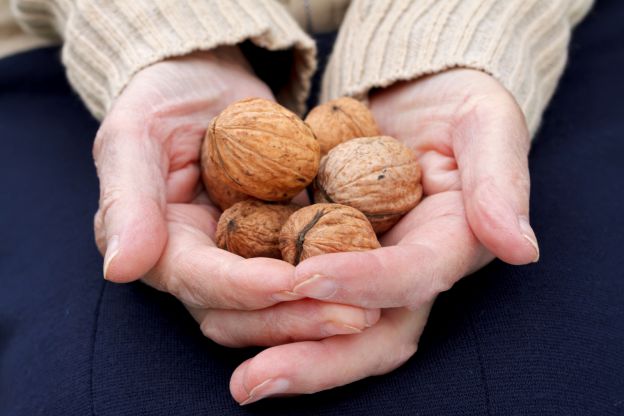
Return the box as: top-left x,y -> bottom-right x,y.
1,2 -> 623,414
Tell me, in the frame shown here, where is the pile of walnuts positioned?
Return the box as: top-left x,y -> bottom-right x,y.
200,97 -> 422,265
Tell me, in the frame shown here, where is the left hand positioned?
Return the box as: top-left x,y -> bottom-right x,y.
93,47 -> 380,348
229,69 -> 540,404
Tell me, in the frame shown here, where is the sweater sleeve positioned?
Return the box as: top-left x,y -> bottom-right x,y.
321,0 -> 594,135
10,0 -> 316,119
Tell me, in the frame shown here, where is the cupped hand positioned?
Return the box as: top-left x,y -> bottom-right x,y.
229,69 -> 540,403
93,47 -> 380,347
293,68 -> 539,308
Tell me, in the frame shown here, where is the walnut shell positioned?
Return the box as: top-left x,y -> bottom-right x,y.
216,200 -> 299,259
279,203 -> 380,265
314,136 -> 422,234
304,97 -> 380,156
200,144 -> 251,210
204,97 -> 320,201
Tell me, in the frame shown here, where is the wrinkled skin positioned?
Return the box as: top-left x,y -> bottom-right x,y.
93,46 -> 538,405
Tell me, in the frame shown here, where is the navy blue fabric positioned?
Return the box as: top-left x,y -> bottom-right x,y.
1,1 -> 623,414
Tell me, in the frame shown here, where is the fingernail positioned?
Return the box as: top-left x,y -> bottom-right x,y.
322,321 -> 363,336
365,309 -> 380,327
240,378 -> 290,406
271,291 -> 303,302
103,235 -> 119,280
293,274 -> 337,299
518,216 -> 540,262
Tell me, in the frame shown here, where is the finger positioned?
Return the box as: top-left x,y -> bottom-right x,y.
166,162 -> 200,203
143,203 -> 303,310
93,114 -> 168,283
187,299 -> 380,347
230,306 -> 431,405
291,192 -> 491,309
453,93 -> 539,265
417,150 -> 461,195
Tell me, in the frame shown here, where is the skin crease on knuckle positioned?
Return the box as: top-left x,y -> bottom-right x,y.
263,307 -> 295,346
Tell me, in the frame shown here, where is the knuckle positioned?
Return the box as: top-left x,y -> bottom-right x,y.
142,240 -> 189,300
433,273 -> 457,294
401,289 -> 420,310
509,170 -> 531,195
102,109 -> 144,138
93,114 -> 123,159
371,342 -> 417,376
93,109 -> 149,161
404,276 -> 451,310
199,316 -> 241,348
392,342 -> 418,369
156,248 -> 201,305
155,246 -> 250,310
219,261 -> 264,310
216,276 -> 251,310
198,313 -> 216,338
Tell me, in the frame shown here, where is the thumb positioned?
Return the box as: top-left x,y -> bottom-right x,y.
93,117 -> 168,282
454,96 -> 539,265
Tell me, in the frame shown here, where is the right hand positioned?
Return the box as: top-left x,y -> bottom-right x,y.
93,46 -> 380,347
229,69 -> 539,403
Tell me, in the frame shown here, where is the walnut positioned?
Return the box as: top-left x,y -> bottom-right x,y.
279,203 -> 380,265
216,200 -> 299,259
304,97 -> 380,156
200,145 -> 251,210
203,97 -> 320,201
314,136 -> 422,234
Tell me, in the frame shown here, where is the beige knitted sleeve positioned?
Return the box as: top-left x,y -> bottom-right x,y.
322,0 -> 594,135
10,0 -> 316,119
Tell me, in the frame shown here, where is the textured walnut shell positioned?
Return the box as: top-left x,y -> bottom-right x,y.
216,200 -> 299,259
200,144 -> 251,210
205,97 -> 320,201
314,136 -> 422,234
305,97 -> 380,156
279,203 -> 380,265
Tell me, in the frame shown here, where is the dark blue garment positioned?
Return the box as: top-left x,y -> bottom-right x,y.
1,1 -> 623,414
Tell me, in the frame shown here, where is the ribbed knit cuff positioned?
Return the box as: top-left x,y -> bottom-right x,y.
322,0 -> 594,135
12,0 -> 316,119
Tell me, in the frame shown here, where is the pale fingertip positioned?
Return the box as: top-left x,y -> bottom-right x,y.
522,234 -> 540,263
240,378 -> 290,406
518,216 -> 540,262
365,309 -> 381,327
103,235 -> 119,280
230,359 -> 252,403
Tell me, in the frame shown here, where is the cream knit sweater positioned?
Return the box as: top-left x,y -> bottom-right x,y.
9,0 -> 593,134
